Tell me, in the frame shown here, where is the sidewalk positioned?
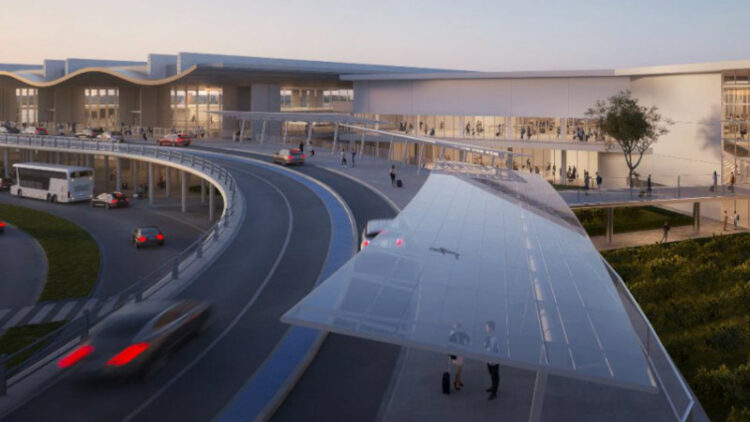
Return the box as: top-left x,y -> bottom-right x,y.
192,140 -> 428,210
592,219 -> 745,251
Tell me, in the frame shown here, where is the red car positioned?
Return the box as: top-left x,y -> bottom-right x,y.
158,134 -> 191,147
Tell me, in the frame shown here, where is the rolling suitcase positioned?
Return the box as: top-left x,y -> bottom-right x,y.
396,179 -> 403,188
442,357 -> 451,395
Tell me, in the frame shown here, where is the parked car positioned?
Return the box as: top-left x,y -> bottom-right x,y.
92,192 -> 129,208
97,131 -> 125,143
360,219 -> 392,250
132,226 -> 165,248
158,134 -> 191,147
57,300 -> 212,378
272,148 -> 306,166
75,128 -> 104,139
22,127 -> 48,135
2,124 -> 20,134
0,177 -> 12,190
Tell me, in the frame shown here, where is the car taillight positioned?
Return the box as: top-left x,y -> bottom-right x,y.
0,222 -> 5,227
110,199 -> 118,204
286,155 -> 294,160
107,343 -> 149,366
156,233 -> 164,240
396,238 -> 404,247
362,239 -> 370,247
125,198 -> 130,202
137,236 -> 147,243
58,345 -> 94,368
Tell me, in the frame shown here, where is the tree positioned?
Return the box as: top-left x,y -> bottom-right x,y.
586,90 -> 672,188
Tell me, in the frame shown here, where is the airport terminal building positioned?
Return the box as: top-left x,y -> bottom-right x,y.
1,52 -> 748,190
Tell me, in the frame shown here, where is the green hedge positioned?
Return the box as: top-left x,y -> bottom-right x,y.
604,233 -> 750,421
575,206 -> 693,236
0,204 -> 100,301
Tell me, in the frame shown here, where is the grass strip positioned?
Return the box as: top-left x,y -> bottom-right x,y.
0,321 -> 66,368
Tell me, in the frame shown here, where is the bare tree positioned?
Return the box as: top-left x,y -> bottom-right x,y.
586,90 -> 672,188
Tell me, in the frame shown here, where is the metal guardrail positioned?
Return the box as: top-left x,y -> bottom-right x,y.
603,259 -> 696,422
0,134 -> 240,392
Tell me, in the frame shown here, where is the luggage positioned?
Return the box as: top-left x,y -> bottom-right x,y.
442,371 -> 450,395
396,179 -> 403,188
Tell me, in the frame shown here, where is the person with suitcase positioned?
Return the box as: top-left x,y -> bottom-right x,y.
389,165 -> 397,187
484,320 -> 501,400
447,324 -> 470,391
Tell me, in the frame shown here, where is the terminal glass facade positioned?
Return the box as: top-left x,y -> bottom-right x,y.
84,88 -> 119,129
170,86 -> 223,137
281,88 -> 353,111
15,88 -> 38,124
723,69 -> 750,139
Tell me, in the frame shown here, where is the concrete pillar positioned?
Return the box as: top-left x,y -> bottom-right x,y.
402,141 -> 409,164
560,117 -> 567,140
260,120 -> 267,144
181,171 -> 187,213
201,179 -> 206,204
131,160 -> 137,192
693,202 -> 701,234
359,131 -> 366,156
332,123 -> 339,152
148,162 -> 154,205
606,207 -> 614,245
55,151 -> 61,164
2,148 -> 8,178
560,150 -> 568,185
306,122 -> 313,146
209,185 -> 215,222
165,167 -> 171,197
103,156 -> 109,191
115,158 -> 122,191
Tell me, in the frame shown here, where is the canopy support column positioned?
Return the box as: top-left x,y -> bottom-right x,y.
606,207 -> 614,244
181,171 -> 187,213
148,162 -> 153,206
693,202 -> 701,234
209,185 -> 215,222
528,371 -> 548,422
239,119 -> 246,142
115,158 -> 122,191
260,120 -> 267,145
332,123 -> 339,153
282,121 -> 288,145
306,122 -> 313,146
103,156 -> 109,191
131,160 -> 137,193
165,167 -> 171,198
201,179 -> 206,204
402,141 -> 409,165
3,148 -> 8,178
388,137 -> 393,161
359,131 -> 366,157
417,142 -> 425,173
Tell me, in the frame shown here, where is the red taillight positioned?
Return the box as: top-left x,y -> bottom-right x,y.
286,155 -> 294,160
396,238 -> 404,247
0,221 -> 5,227
137,236 -> 147,243
107,343 -> 149,366
156,233 -> 164,241
362,239 -> 370,247
58,345 -> 94,368
110,199 -> 118,204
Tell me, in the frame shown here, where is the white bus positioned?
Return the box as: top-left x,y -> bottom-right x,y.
10,163 -> 94,203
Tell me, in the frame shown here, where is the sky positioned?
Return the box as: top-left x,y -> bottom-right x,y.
3,0 -> 749,71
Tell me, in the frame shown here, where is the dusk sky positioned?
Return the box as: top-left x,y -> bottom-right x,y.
3,0 -> 749,71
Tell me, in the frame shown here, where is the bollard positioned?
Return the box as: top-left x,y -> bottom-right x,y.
0,353 -> 6,396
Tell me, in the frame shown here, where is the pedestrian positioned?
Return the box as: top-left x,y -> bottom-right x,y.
730,171 -> 736,192
448,324 -> 470,392
734,211 -> 740,230
311,148 -> 315,157
340,149 -> 347,167
299,142 -> 304,154
351,148 -> 356,168
584,171 -> 590,193
596,172 -> 603,190
661,221 -> 671,243
724,210 -> 729,231
484,321 -> 500,401
711,170 -> 718,192
646,174 -> 652,195
389,165 -> 396,187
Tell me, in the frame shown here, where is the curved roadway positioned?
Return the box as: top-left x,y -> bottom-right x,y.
3,150 -> 399,421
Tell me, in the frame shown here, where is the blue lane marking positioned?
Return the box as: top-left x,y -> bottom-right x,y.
204,154 -> 355,422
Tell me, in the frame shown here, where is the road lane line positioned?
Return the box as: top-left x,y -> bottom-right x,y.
3,306 -> 33,329
51,301 -> 76,322
28,304 -> 55,325
123,167 -> 295,422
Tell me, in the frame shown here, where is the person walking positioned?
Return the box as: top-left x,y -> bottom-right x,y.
711,170 -> 718,192
583,171 -> 590,193
389,165 -> 397,187
484,321 -> 500,400
646,174 -> 653,196
661,221 -> 671,243
340,149 -> 347,167
351,148 -> 356,168
724,210 -> 729,231
730,171 -> 736,193
734,210 -> 740,230
299,141 -> 304,154
448,324 -> 470,392
596,172 -> 603,190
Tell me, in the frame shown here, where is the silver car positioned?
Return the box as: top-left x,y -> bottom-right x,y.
360,219 -> 393,250
97,131 -> 125,143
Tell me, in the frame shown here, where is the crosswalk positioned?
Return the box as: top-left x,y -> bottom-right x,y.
0,295 -> 133,332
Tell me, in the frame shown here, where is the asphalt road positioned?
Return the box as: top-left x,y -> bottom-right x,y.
0,223 -> 46,308
194,147 -> 402,422
0,192 -> 206,300
3,158 -> 332,422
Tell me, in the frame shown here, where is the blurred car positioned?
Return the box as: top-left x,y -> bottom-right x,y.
272,148 -> 305,166
92,192 -> 129,208
0,220 -> 5,234
2,124 -> 20,134
132,226 -> 164,248
0,177 -> 12,191
97,131 -> 125,143
360,219 -> 392,250
158,134 -> 191,147
75,128 -> 104,139
21,127 -> 48,135
0,126 -> 6,133
57,300 -> 212,378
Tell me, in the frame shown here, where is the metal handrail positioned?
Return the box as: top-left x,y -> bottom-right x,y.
602,258 -> 696,422
0,134 -> 240,390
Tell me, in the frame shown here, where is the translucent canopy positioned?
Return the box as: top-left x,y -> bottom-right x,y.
282,162 -> 656,392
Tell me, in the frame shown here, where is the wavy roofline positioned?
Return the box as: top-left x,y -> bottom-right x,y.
0,65 -> 198,87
